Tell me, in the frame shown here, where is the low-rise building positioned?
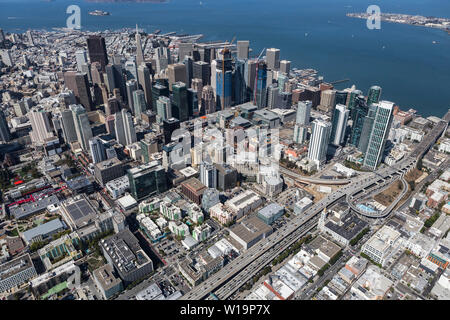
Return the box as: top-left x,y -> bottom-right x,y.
0,254 -> 37,293
105,175 -> 129,199
22,218 -> 66,245
361,225 -> 401,267
229,216 -> 273,250
225,190 -> 262,219
350,265 -> 393,300
92,264 -> 123,300
257,203 -> 285,225
99,229 -> 154,285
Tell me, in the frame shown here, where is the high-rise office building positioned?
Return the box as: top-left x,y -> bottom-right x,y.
293,124 -> 308,144
162,118 -> 180,145
266,48 -> 280,70
137,64 -> 153,109
127,162 -> 168,201
320,89 -> 336,112
151,83 -> 169,113
178,43 -> 193,62
124,59 -> 137,80
168,63 -> 187,92
156,96 -> 172,123
115,109 -> 137,147
63,72 -> 94,111
70,104 -> 93,151
105,97 -> 121,116
237,40 -> 250,60
330,104 -> 349,146
233,59 -> 246,105
75,50 -> 88,72
0,109 -> 11,142
367,85 -> 382,106
307,119 -> 332,167
255,61 -> 267,108
216,48 -> 233,110
28,107 -> 54,145
296,101 -> 312,125
267,85 -> 280,109
135,25 -> 145,66
349,95 -> 369,147
357,103 -> 378,154
244,59 -> 257,102
89,137 -> 107,164
172,82 -> 189,122
362,101 -> 394,170
132,89 -> 147,119
199,162 -> 217,189
277,74 -> 288,93
193,61 -> 210,86
87,35 -> 108,71
201,86 -> 215,115
187,88 -> 199,117
60,109 -> 78,144
183,55 -> 194,89
280,60 -> 291,74
335,90 -> 349,106
347,89 -> 363,119
126,79 -> 138,111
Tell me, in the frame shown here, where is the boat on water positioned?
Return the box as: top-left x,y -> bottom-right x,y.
89,10 -> 110,16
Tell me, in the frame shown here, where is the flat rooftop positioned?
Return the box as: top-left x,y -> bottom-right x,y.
230,216 -> 273,245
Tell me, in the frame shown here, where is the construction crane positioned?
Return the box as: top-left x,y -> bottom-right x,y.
220,36 -> 236,110
253,47 -> 266,104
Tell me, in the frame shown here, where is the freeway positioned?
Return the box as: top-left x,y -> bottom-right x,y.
180,110 -> 449,300
280,167 -> 351,185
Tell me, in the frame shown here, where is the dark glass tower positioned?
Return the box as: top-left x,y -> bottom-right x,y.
152,83 -> 169,113
349,95 -> 368,147
171,82 -> 188,122
86,35 -> 108,72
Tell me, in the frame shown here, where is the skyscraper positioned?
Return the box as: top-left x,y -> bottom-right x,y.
156,96 -> 172,123
237,40 -> 250,60
75,50 -> 88,72
362,101 -> 394,170
60,109 -> 78,144
135,25 -> 145,66
187,88 -> 199,117
335,90 -> 349,106
137,64 -> 153,109
293,124 -> 307,144
28,107 -> 55,145
201,86 -> 215,115
70,104 -> 93,151
171,82 -> 188,122
367,85 -> 382,106
126,79 -> 138,111
151,83 -> 169,113
168,63 -> 187,92
162,118 -> 180,145
280,60 -> 291,74
307,119 -> 332,167
233,59 -> 246,105
255,61 -> 267,108
127,162 -> 167,201
132,89 -> 147,119
115,109 -> 137,146
216,48 -> 233,110
63,72 -> 93,111
357,103 -> 378,154
296,101 -> 312,125
183,55 -> 194,89
347,89 -> 363,119
349,95 -> 369,147
1,49 -> 13,67
330,104 -> 349,146
266,48 -> 280,70
199,162 -> 217,189
320,89 -> 336,112
0,109 -> 11,142
89,137 -> 107,164
244,59 -> 257,102
193,61 -> 210,86
86,35 -> 108,72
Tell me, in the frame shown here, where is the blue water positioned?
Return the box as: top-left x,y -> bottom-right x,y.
1,0 -> 449,117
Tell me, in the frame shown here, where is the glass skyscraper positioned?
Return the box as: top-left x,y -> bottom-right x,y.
362,101 -> 394,170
